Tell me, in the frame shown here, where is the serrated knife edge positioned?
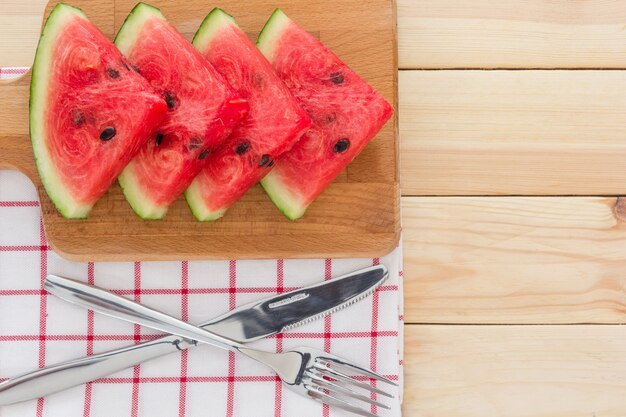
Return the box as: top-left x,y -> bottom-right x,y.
0,265 -> 387,406
281,267 -> 389,332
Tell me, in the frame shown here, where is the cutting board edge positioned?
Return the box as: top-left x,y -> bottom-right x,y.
48,230 -> 402,262
1,0 -> 400,262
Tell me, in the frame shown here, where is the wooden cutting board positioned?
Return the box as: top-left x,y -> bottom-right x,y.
0,0 -> 399,261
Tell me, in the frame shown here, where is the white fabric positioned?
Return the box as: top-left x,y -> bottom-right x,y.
0,170 -> 403,417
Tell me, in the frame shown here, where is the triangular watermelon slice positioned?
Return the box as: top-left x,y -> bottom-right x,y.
115,3 -> 249,219
257,10 -> 394,220
29,3 -> 168,218
184,8 -> 312,221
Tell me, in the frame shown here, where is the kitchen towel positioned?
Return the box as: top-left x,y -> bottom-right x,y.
0,97 -> 404,417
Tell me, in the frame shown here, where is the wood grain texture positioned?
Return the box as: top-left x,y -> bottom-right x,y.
0,0 -> 399,261
402,196 -> 626,324
402,325 -> 626,417
0,0 -> 49,67
400,70 -> 626,196
398,0 -> 626,69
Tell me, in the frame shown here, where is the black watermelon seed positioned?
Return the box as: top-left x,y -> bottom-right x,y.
107,68 -> 120,79
267,160 -> 275,167
333,138 -> 350,153
164,91 -> 176,109
258,154 -> 270,167
71,110 -> 85,127
133,65 -> 140,73
253,73 -> 264,86
188,137 -> 203,150
198,149 -> 210,160
330,72 -> 344,84
122,62 -> 131,71
100,127 -> 116,141
235,141 -> 250,155
155,133 -> 163,146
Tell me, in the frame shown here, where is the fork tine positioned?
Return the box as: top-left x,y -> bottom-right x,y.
318,358 -> 397,386
312,363 -> 393,398
305,372 -> 390,409
307,387 -> 378,417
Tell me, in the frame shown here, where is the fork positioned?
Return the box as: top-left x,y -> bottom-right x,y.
44,275 -> 396,417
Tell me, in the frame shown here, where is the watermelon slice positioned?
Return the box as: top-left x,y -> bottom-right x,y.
29,3 -> 168,218
115,3 -> 249,219
257,10 -> 394,220
184,8 -> 311,221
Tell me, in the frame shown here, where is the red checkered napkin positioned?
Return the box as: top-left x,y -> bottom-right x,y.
0,124 -> 404,417
0,68 -> 29,80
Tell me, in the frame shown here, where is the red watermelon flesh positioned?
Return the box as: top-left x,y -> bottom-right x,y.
115,3 -> 248,219
257,10 -> 394,220
184,8 -> 312,221
30,4 -> 168,218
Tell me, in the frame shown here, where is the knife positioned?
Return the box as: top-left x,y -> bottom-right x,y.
0,265 -> 387,406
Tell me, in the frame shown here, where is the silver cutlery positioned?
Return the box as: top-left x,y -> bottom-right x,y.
0,266 -> 387,407
45,273 -> 396,417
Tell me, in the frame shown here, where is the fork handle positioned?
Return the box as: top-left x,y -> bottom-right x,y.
0,334 -> 184,406
44,275 -> 245,353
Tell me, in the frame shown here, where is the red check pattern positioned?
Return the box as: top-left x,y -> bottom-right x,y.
0,68 -> 403,417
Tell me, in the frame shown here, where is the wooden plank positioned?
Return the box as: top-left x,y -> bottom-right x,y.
0,0 -> 48,67
403,324 -> 626,417
400,70 -> 626,196
18,0 -> 626,70
0,0 -> 399,261
398,0 -> 626,69
402,196 -> 626,324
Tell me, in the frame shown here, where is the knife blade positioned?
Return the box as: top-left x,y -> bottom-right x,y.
0,265 -> 387,406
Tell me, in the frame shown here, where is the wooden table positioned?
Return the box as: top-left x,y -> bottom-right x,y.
5,1 -> 626,415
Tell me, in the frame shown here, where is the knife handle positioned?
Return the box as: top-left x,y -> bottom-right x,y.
0,334 -> 187,406
0,266 -> 386,406
44,275 -> 242,352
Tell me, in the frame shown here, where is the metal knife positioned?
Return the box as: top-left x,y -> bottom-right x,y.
0,265 -> 387,406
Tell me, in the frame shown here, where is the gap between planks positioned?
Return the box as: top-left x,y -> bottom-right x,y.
397,0 -> 626,69
399,68 -> 626,71
399,70 -> 626,196
401,196 -> 626,325
10,0 -> 626,71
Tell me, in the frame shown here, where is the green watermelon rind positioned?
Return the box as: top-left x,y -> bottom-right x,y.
114,2 -> 167,220
30,3 -> 91,219
256,8 -> 291,62
117,161 -> 168,220
259,172 -> 307,221
183,7 -> 236,222
192,7 -> 237,51
256,9 -> 309,221
184,180 -> 227,221
114,2 -> 164,56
